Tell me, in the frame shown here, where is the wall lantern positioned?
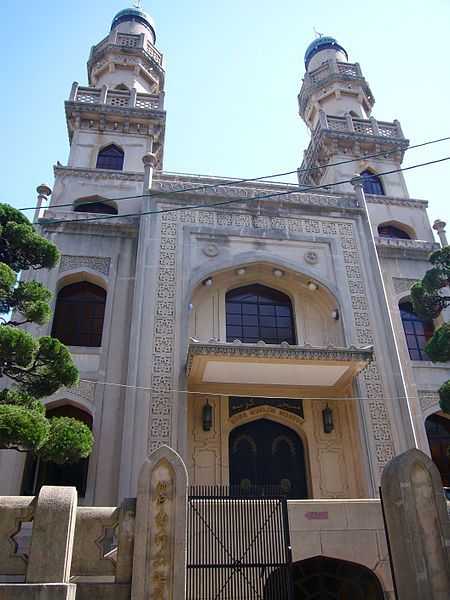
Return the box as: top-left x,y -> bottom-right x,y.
331,308 -> 340,320
322,404 -> 334,434
273,269 -> 284,278
307,281 -> 318,291
202,400 -> 213,431
202,277 -> 213,286
235,267 -> 247,276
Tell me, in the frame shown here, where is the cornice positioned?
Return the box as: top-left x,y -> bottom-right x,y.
54,165 -> 145,181
65,100 -> 166,121
186,340 -> 373,376
376,238 -> 438,259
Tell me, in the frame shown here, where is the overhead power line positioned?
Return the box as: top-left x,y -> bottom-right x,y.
77,378 -> 427,402
19,135 -> 450,213
38,155 -> 450,226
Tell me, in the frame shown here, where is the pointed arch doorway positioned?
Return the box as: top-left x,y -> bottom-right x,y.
229,419 -> 308,498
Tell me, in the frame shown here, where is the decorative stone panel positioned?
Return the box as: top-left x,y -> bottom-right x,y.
60,255 -> 111,276
392,277 -> 419,295
59,379 -> 96,402
418,390 -> 440,413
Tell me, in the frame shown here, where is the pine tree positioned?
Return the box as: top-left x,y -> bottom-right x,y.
0,204 -> 93,463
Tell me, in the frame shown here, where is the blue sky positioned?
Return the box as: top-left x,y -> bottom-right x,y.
2,0 -> 449,231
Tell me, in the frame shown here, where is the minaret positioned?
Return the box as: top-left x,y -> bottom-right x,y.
64,5 -> 166,172
298,36 -> 409,197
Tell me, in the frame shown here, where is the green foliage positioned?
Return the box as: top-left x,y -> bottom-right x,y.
38,417 -> 93,464
0,203 -> 92,465
425,322 -> 450,363
0,404 -> 50,452
439,380 -> 450,414
412,245 -> 449,415
0,204 -> 60,272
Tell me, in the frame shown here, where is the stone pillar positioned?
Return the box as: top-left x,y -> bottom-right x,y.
433,219 -> 448,247
142,149 -> 158,192
131,446 -> 188,600
381,448 -> 450,600
34,183 -> 52,222
26,486 -> 77,583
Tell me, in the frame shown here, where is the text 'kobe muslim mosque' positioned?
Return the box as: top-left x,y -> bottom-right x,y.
0,5 -> 449,600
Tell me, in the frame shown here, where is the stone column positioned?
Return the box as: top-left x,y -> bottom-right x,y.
34,183 -> 52,223
433,219 -> 448,247
131,446 -> 188,600
26,486 -> 77,583
381,448 -> 450,599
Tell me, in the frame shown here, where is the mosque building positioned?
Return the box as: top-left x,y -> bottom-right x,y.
0,6 -> 448,598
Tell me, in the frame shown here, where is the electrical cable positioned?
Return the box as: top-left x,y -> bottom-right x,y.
38,155 -> 450,225
19,135 -> 449,213
76,378 -> 424,401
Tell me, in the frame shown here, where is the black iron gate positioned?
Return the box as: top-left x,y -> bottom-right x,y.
186,485 -> 294,600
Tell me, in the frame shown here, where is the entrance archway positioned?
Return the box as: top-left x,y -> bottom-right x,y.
290,556 -> 384,599
229,419 -> 308,498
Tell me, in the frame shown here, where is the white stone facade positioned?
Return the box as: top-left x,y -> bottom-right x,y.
0,13 -> 448,598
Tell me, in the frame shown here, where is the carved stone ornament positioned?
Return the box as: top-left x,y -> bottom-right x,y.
304,250 -> 319,265
418,390 -> 440,413
60,255 -> 111,276
392,277 -> 419,295
203,243 -> 219,257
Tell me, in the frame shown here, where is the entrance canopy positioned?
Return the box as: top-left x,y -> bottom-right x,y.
186,341 -> 372,398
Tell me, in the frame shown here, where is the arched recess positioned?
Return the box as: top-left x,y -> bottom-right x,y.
74,195 -> 118,215
51,281 -> 107,347
188,261 -> 344,347
95,143 -> 124,171
226,284 -> 296,344
360,169 -> 385,196
377,220 -> 414,240
229,418 -> 308,498
398,299 -> 434,361
21,404 -> 93,498
287,556 -> 385,599
425,412 -> 450,486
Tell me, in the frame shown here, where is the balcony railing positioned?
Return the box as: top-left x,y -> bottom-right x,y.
69,83 -> 163,111
90,31 -> 163,67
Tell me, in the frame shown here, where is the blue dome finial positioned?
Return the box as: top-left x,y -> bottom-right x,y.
111,6 -> 157,42
304,36 -> 347,70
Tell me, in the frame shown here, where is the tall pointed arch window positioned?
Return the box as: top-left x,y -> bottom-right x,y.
51,282 -> 106,347
96,144 -> 124,171
361,169 -> 385,195
226,284 -> 295,344
399,301 -> 434,361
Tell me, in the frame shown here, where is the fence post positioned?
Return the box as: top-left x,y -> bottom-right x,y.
131,445 -> 188,600
380,448 -> 450,599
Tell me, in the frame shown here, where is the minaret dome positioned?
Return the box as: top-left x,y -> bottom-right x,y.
304,36 -> 348,71
111,7 -> 156,43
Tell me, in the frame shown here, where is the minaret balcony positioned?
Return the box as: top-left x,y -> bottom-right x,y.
186,340 -> 372,398
299,59 -> 374,116
69,84 -> 163,111
90,31 -> 163,68
299,113 -> 409,184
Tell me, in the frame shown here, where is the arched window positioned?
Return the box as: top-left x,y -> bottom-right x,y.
287,556 -> 384,599
51,282 -> 106,347
378,224 -> 411,239
361,169 -> 385,195
399,301 -> 434,361
226,284 -> 295,344
74,199 -> 117,215
425,413 -> 450,486
22,405 -> 92,498
96,144 -> 124,171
